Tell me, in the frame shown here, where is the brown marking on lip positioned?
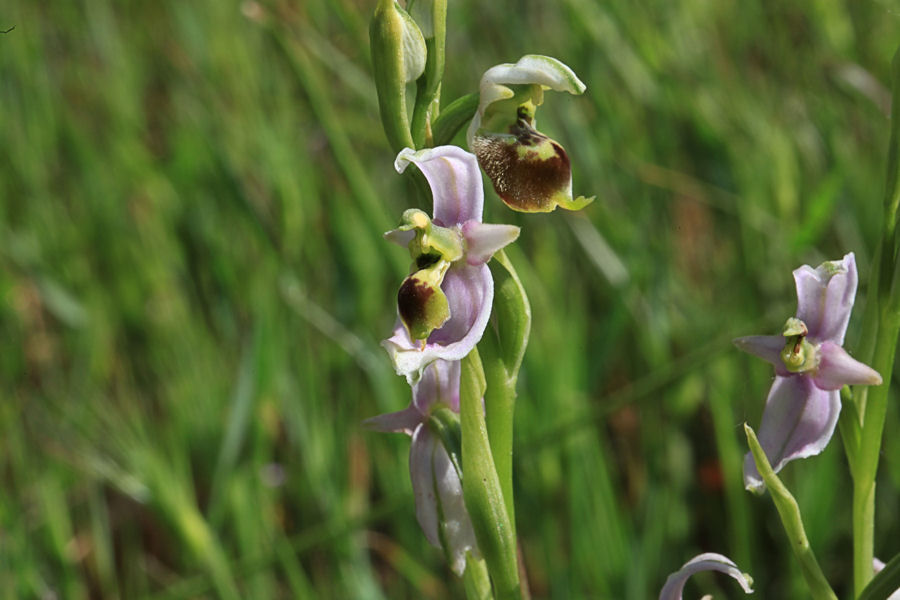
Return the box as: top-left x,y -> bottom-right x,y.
398,276 -> 435,338
472,121 -> 572,212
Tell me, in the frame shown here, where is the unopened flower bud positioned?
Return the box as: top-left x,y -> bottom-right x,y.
370,0 -> 427,151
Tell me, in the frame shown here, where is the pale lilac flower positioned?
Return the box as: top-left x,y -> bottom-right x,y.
364,359 -> 478,575
659,553 -> 753,600
735,253 -> 882,492
383,146 -> 520,384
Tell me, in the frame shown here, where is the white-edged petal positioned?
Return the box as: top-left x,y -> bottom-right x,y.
467,55 -> 585,147
743,375 -> 840,492
659,552 -> 753,600
813,341 -> 882,390
394,146 -> 484,226
461,221 -> 520,266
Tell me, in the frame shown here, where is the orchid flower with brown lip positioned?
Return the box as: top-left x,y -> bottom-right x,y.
383,145 -> 520,384
466,55 -> 593,213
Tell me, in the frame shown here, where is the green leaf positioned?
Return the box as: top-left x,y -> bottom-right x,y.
858,553 -> 900,600
432,93 -> 479,147
488,249 -> 531,378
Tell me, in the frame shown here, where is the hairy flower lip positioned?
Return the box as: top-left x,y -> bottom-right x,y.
465,55 -> 592,213
735,253 -> 882,492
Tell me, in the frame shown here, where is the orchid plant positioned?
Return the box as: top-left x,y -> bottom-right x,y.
365,1 -> 900,597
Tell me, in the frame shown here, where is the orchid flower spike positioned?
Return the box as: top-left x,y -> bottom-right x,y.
659,553 -> 754,600
383,146 -> 520,384
734,252 -> 882,492
466,55 -> 594,213
364,359 -> 478,575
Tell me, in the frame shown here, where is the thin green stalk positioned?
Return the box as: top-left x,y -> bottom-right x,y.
463,556 -> 494,600
853,481 -> 876,598
460,349 -> 521,600
745,425 -> 837,600
410,0 -> 446,148
478,250 -> 531,532
481,354 -> 516,530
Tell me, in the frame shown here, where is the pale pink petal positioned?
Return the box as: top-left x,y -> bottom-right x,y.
734,335 -> 790,376
409,424 -> 479,575
362,406 -> 422,435
431,429 -> 479,575
813,341 -> 883,390
659,552 -> 753,600
461,221 -> 520,266
794,252 -> 857,344
743,376 -> 840,492
382,264 -> 493,384
414,359 -> 462,413
467,55 -> 586,147
384,228 -> 416,247
409,425 -> 440,548
394,146 -> 484,226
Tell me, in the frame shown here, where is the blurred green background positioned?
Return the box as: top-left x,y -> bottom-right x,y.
2,0 -> 900,598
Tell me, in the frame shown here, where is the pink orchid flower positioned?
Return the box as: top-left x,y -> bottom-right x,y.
735,253 -> 882,492
383,146 -> 520,384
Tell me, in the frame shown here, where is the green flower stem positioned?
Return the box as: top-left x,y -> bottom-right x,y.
432,93 -> 479,146
744,425 -> 837,600
850,43 -> 900,597
478,250 -> 532,531
460,348 -> 521,600
481,351 -> 517,531
463,556 -> 494,600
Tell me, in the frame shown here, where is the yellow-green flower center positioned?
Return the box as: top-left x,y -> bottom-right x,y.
780,318 -> 817,373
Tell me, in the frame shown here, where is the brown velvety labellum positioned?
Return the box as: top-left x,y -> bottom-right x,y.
473,120 -> 572,212
397,275 -> 435,339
